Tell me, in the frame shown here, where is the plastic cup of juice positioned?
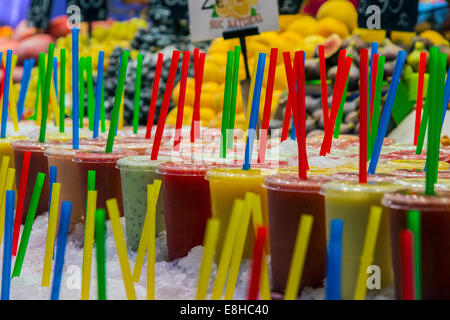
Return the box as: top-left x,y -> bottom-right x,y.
11,139 -> 50,221
321,180 -> 402,299
45,144 -> 102,231
387,159 -> 449,171
383,190 -> 450,299
206,167 -> 276,259
330,172 -> 396,183
0,136 -> 27,190
263,173 -> 330,295
75,149 -> 138,223
157,161 -> 216,260
116,155 -> 176,251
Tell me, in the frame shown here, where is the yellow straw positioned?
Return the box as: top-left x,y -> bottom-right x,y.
0,168 -> 14,243
146,183 -> 157,300
211,199 -> 244,300
132,179 -> 161,282
80,190 -> 97,299
106,198 -> 137,300
9,55 -> 19,132
246,58 -> 260,129
49,76 -> 60,127
354,206 -> 382,300
250,193 -> 271,300
224,192 -> 253,300
42,182 -> 61,287
196,218 -> 221,300
284,214 -> 314,300
0,156 -> 10,238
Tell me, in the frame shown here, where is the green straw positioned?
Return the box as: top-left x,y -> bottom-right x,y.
95,208 -> 106,300
334,55 -> 352,138
12,172 -> 46,278
227,46 -> 241,149
133,53 -> 143,135
105,51 -> 130,153
39,44 -> 54,143
220,51 -> 234,159
369,56 -> 385,158
34,55 -> 44,120
59,49 -> 65,133
85,57 -> 95,131
79,57 -> 85,128
100,81 -> 106,133
407,210 -> 421,300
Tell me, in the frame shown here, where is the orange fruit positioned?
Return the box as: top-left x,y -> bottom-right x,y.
230,0 -> 251,18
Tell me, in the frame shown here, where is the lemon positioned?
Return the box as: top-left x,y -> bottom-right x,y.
287,15 -> 319,37
317,17 -> 349,39
316,0 -> 358,32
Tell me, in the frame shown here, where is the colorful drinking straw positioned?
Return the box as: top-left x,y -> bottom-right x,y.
325,219 -> 343,300
72,27 -> 80,150
1,50 -> 12,139
93,51 -> 104,139
1,190 -> 14,300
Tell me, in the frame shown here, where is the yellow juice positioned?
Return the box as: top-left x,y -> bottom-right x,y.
206,167 -> 275,259
322,181 -> 401,299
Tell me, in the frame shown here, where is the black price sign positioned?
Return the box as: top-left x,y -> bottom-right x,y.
27,0 -> 53,29
278,0 -> 303,15
357,0 -> 419,32
67,0 -> 108,22
161,0 -> 188,20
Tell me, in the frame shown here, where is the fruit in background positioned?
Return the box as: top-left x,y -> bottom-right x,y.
317,17 -> 349,39
303,34 -> 326,58
280,31 -> 303,45
419,30 -> 449,46
16,34 -> 54,63
46,16 -> 71,39
0,26 -> 13,38
12,20 -> 37,41
353,28 -> 386,43
322,34 -> 342,66
287,15 -> 319,37
390,31 -> 416,47
0,39 -> 19,53
279,15 -> 299,32
316,0 -> 358,32
407,41 -> 428,72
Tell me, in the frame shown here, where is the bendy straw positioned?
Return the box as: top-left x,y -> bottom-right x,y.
196,218 -> 220,300
50,201 -> 72,300
284,214 -> 314,300
368,50 -> 406,174
42,182 -> 60,287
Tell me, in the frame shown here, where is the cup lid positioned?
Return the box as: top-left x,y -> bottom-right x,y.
75,149 -> 138,163
264,173 -> 330,193
206,167 -> 276,181
11,139 -> 47,151
157,161 -> 219,176
321,180 -> 402,197
116,155 -> 172,170
382,190 -> 450,212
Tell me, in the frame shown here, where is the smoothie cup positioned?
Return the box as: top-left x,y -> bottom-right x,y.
157,162 -> 215,260
12,139 -> 49,221
0,136 -> 27,190
116,155 -> 175,251
321,181 -> 401,299
206,167 -> 276,259
264,174 -> 330,295
75,149 -> 138,222
45,144 -> 102,231
383,191 -> 450,299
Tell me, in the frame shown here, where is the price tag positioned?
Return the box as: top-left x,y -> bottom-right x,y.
357,0 -> 419,32
27,0 -> 54,29
67,0 -> 108,22
278,0 -> 303,15
189,0 -> 280,42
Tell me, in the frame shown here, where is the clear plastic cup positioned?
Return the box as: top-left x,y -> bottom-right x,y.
383,190 -> 450,299
157,162 -> 216,260
321,180 -> 402,299
264,174 -> 330,295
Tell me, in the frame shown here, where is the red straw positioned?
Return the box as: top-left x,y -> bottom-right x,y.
370,54 -> 379,127
359,49 -> 369,184
151,51 -> 181,160
145,53 -> 164,139
173,51 -> 190,150
0,62 -> 5,102
320,54 -> 353,156
414,52 -> 427,146
191,52 -> 206,143
318,45 -> 329,128
258,48 -> 278,163
401,230 -> 415,300
247,226 -> 267,300
281,95 -> 291,142
12,151 -> 31,256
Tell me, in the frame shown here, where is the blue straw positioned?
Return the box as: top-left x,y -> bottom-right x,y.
243,53 -> 266,170
1,50 -> 12,139
290,116 -> 296,140
369,42 -> 378,104
50,201 -> 72,300
325,219 -> 343,300
440,66 -> 450,128
53,57 -> 58,98
1,190 -> 15,300
17,59 -> 34,121
48,166 -> 57,212
93,51 -> 104,139
368,50 -> 406,174
72,28 -> 79,150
